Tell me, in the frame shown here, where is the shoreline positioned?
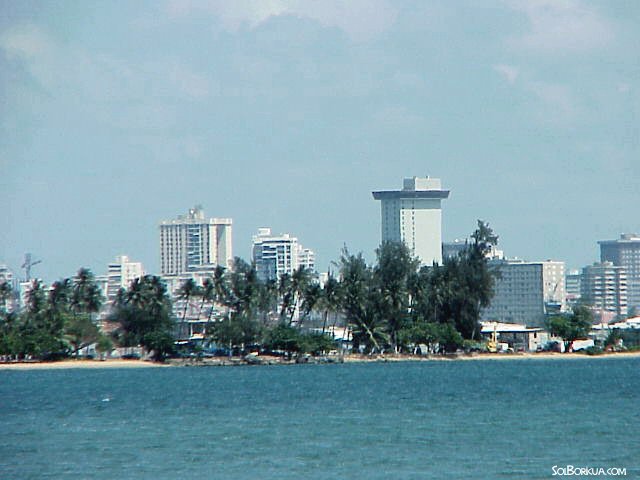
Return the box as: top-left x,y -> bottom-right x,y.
2,350 -> 640,370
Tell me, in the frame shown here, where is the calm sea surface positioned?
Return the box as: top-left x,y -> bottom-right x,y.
1,358 -> 638,479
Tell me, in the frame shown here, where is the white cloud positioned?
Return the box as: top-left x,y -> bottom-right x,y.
493,64 -> 519,84
506,0 -> 613,53
166,0 -> 398,41
0,25 -> 213,104
0,24 -> 52,59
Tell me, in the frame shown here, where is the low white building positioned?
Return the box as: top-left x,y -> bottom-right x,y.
480,321 -> 549,352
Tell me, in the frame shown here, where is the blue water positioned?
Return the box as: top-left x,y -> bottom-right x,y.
1,358 -> 638,479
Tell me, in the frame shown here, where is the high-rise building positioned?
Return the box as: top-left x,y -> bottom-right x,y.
159,206 -> 232,276
0,265 -> 16,312
581,261 -> 627,318
106,255 -> 144,304
481,259 -> 566,327
373,176 -> 449,265
599,234 -> 640,309
252,228 -> 315,281
565,269 -> 582,305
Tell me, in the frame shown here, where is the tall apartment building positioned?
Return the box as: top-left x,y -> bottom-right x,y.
252,228 -> 315,281
481,259 -> 566,327
581,261 -> 627,317
565,269 -> 582,305
373,176 -> 449,265
0,265 -> 16,312
106,255 -> 144,304
159,206 -> 232,276
599,234 -> 640,309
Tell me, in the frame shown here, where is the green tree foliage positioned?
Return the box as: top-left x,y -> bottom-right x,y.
207,313 -> 262,355
64,314 -> 99,356
546,305 -> 593,352
95,333 -> 114,360
264,323 -> 337,355
71,268 -> 104,320
108,275 -> 175,361
337,249 -> 388,353
373,241 -> 420,352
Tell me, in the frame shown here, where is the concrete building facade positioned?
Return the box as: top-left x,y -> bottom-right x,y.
106,255 -> 144,304
581,261 -> 627,317
252,228 -> 315,281
599,234 -> 640,310
481,259 -> 566,327
373,177 -> 449,265
159,206 -> 232,276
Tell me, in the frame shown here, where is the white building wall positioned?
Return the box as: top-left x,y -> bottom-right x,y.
107,255 -> 144,303
375,177 -> 448,265
160,207 -> 233,275
252,228 -> 315,281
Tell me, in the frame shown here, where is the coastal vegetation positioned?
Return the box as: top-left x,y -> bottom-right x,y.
1,221 -> 501,362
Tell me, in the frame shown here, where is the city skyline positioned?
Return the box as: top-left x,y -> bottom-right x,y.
1,1 -> 639,281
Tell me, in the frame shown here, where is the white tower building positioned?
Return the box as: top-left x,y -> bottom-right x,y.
252,228 -> 315,281
106,255 -> 144,303
372,176 -> 449,264
159,206 -> 233,276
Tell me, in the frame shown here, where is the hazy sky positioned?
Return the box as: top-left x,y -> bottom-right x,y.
1,0 -> 639,282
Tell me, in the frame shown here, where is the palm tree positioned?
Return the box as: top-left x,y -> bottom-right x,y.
300,282 -> 321,328
373,241 -> 420,353
320,272 -> 341,334
290,267 -> 311,325
71,268 -> 104,323
337,249 -> 384,353
278,273 -> 293,322
199,278 -> 215,321
177,278 -> 199,339
49,278 -> 73,313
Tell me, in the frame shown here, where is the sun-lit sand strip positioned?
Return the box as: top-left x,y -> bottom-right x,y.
2,350 -> 640,369
0,359 -> 168,370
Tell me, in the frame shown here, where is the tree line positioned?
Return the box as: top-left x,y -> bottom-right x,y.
0,221 -> 499,362
0,268 -> 111,360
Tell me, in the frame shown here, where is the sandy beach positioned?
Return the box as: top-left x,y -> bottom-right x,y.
1,350 -> 640,370
0,359 -> 168,370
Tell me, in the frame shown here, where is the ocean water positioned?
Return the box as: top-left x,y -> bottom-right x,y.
1,358 -> 638,479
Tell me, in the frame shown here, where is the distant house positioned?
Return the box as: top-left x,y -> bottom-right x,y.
480,321 -> 549,352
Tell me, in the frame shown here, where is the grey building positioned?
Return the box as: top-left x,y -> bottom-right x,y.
481,259 -> 566,327
581,261 -> 627,318
599,234 -> 640,310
